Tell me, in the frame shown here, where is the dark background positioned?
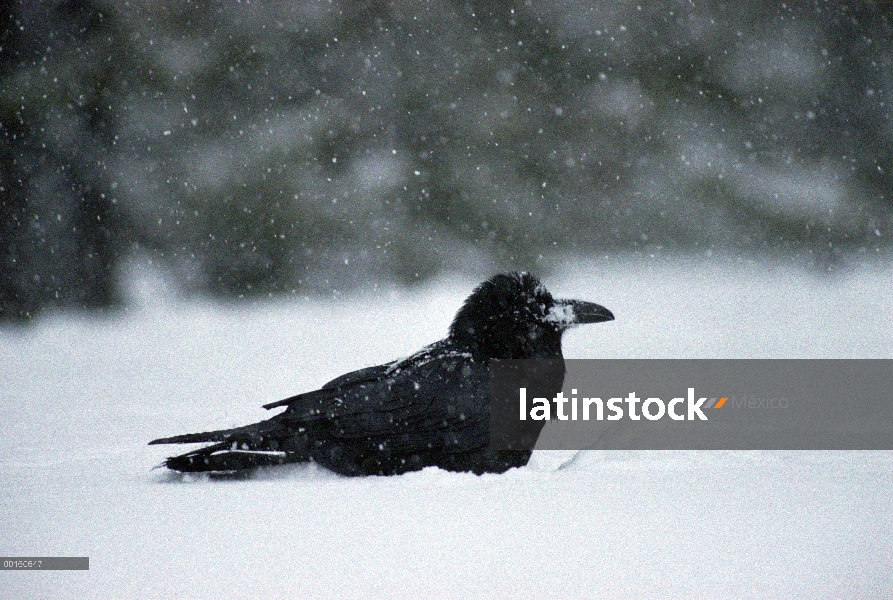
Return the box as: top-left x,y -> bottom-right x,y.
2,0 -> 891,321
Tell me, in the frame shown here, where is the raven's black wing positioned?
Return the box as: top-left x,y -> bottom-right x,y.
149,340 -> 489,454
268,341 -> 490,448
298,350 -> 491,452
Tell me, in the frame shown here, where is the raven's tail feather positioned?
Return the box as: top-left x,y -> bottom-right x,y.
148,416 -> 282,446
149,416 -> 311,473
149,430 -> 237,445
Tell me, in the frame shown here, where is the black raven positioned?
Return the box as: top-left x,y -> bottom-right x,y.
149,272 -> 614,476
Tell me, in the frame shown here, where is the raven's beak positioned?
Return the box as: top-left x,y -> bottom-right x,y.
549,299 -> 615,326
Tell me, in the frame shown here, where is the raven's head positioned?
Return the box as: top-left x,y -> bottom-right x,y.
449,272 -> 614,359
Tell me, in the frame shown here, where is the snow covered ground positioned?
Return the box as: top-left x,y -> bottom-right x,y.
2,256 -> 892,598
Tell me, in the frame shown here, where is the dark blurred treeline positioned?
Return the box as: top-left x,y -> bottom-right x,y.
1,0 -> 891,320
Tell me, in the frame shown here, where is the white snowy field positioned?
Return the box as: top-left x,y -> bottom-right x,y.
2,257 -> 892,599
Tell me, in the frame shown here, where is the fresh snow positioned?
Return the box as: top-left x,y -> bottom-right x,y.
2,257 -> 892,598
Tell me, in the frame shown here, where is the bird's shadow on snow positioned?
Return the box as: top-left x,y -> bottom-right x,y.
147,458 -> 564,485
149,461 -> 345,484
146,450 -> 611,486
148,461 -> 490,484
